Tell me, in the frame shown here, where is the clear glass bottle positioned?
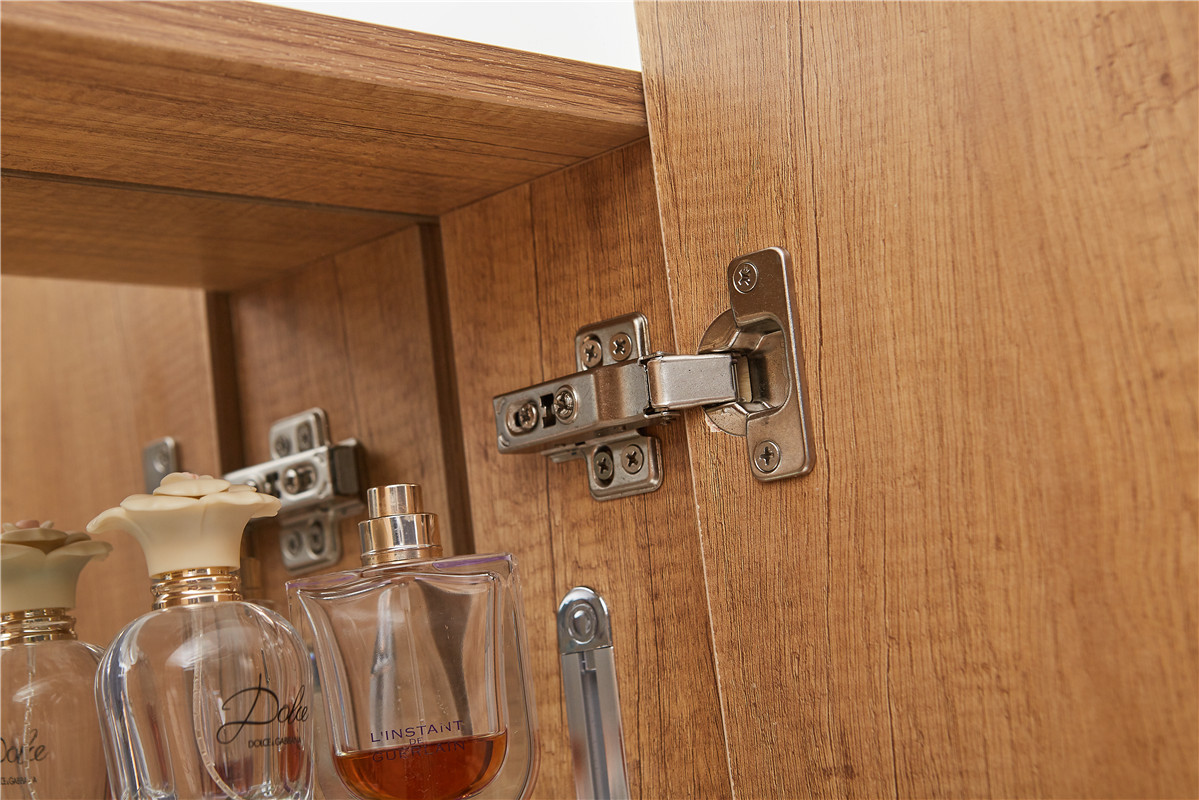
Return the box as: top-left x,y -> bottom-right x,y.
288,485 -> 538,800
88,473 -> 315,800
1,521 -> 113,800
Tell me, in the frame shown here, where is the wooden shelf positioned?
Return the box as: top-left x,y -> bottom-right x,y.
1,0 -> 648,288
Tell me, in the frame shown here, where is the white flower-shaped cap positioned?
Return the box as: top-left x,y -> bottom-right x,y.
87,472 -> 281,576
1,520 -> 114,613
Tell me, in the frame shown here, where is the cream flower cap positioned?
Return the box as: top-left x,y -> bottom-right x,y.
87,472 -> 281,576
1,520 -> 114,613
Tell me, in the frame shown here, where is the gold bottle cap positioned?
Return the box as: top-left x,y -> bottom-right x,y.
358,484 -> 442,565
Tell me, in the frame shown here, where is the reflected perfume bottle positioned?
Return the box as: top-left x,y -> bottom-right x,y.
1,520 -> 112,800
89,473 -> 315,800
289,484 -> 538,800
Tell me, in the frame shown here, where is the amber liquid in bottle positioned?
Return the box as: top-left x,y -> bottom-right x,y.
333,731 -> 508,800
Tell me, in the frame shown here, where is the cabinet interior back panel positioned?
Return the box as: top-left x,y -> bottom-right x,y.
1,276 -> 226,646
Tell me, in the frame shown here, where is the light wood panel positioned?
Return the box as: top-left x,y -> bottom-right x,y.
1,174 -> 419,290
229,225 -> 459,608
1,1 -> 647,215
441,141 -> 731,798
638,2 -> 1198,798
1,276 -> 227,646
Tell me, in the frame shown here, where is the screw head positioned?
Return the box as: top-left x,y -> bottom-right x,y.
755,440 -> 781,473
273,435 -> 292,457
568,602 -> 598,644
553,386 -> 578,423
306,522 -> 327,556
734,262 -> 759,293
507,400 -> 540,434
621,443 -> 644,474
151,449 -> 170,474
296,422 -> 313,451
609,332 -> 633,361
593,448 -> 615,482
284,530 -> 303,556
580,335 -> 603,368
283,465 -> 316,495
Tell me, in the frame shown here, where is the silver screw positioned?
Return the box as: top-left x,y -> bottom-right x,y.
609,332 -> 632,361
621,444 -> 644,474
593,449 -> 615,482
553,386 -> 578,423
273,435 -> 292,457
580,335 -> 603,368
307,522 -> 327,556
151,449 -> 170,474
296,423 -> 313,451
569,602 -> 597,644
507,400 -> 540,434
755,440 -> 781,473
283,464 -> 316,495
734,262 -> 759,293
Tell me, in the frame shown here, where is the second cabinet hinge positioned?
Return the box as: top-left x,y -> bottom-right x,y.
493,247 -> 816,500
224,408 -> 365,572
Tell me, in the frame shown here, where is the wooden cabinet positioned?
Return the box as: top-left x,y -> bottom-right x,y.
3,2 -> 1195,797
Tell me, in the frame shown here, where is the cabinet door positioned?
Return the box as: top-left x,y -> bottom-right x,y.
637,2 -> 1197,797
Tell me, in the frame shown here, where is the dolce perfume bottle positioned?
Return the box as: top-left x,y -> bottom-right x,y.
1,520 -> 113,799
89,473 -> 314,800
289,484 -> 538,800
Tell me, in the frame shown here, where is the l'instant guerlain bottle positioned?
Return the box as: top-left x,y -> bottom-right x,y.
289,484 -> 538,800
1,521 -> 113,799
89,473 -> 314,800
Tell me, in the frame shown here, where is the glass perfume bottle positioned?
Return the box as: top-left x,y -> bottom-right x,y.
88,473 -> 315,800
289,484 -> 538,800
1,520 -> 113,799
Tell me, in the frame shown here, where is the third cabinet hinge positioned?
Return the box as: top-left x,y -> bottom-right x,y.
493,247 -> 816,500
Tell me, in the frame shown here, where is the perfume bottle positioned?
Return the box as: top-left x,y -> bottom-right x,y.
1,520 -> 113,799
289,484 -> 538,800
88,473 -> 315,800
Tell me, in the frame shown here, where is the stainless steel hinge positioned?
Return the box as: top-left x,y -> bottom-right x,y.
223,408 -> 365,573
493,247 -> 815,500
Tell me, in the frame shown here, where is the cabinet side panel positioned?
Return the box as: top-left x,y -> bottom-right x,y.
1,276 -> 223,646
229,226 -> 454,607
441,141 -> 732,798
638,1 -> 1198,797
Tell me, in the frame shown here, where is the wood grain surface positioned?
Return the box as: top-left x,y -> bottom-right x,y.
441,141 -> 732,799
229,225 -> 459,609
1,276 -> 226,646
1,1 -> 647,215
1,173 -> 419,290
638,2 -> 1198,797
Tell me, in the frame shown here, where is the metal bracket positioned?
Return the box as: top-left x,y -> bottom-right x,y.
223,409 -> 365,573
558,587 -> 630,800
493,247 -> 815,500
141,436 -> 179,493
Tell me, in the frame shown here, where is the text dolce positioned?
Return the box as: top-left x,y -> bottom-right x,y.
215,676 -> 309,745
